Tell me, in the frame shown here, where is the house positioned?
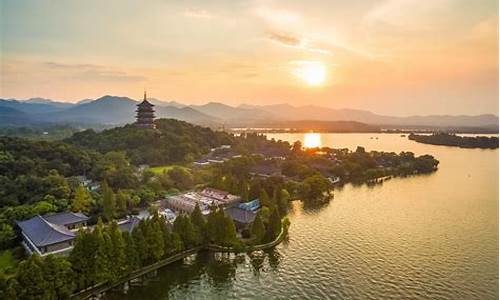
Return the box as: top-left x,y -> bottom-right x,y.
16,212 -> 89,256
225,207 -> 256,229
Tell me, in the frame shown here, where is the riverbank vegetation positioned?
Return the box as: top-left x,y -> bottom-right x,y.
409,133 -> 498,149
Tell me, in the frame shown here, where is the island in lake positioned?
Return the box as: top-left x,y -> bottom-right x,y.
409,133 -> 499,149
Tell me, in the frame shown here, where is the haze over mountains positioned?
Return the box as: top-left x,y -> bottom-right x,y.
0,96 -> 498,131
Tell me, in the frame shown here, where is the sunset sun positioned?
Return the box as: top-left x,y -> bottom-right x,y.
292,61 -> 327,86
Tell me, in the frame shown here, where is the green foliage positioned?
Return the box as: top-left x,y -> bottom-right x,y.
190,204 -> 207,244
13,254 -> 74,300
299,174 -> 331,203
251,212 -> 265,244
167,167 -> 194,190
265,207 -> 282,242
0,224 -> 15,249
0,136 -> 95,208
203,206 -> 239,247
173,215 -> 197,249
108,222 -> 126,280
41,255 -> 74,300
69,229 -> 97,289
71,185 -> 92,213
101,182 -> 116,222
65,119 -> 233,166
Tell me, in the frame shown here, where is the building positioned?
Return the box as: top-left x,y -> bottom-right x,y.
224,207 -> 256,229
135,91 -> 156,129
16,212 -> 89,256
164,188 -> 241,216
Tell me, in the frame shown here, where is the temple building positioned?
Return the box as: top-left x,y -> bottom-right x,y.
135,91 -> 156,129
16,212 -> 89,256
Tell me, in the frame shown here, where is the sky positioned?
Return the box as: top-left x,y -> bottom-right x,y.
0,0 -> 498,116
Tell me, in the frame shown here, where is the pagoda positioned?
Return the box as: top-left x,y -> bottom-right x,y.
135,91 -> 156,129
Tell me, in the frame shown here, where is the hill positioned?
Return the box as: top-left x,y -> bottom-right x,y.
65,118 -> 233,165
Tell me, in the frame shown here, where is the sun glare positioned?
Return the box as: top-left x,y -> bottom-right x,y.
304,133 -> 322,148
292,61 -> 327,86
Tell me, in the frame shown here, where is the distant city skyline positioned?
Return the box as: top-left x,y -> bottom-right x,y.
1,0 -> 498,116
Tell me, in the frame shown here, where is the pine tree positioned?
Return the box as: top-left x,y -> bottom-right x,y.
42,255 -> 75,299
148,217 -> 165,261
93,218 -> 111,283
15,255 -> 47,300
70,229 -> 97,289
240,180 -> 249,202
116,190 -> 128,216
122,231 -> 139,272
72,184 -> 92,213
132,225 -> 147,267
108,221 -> 126,280
173,215 -> 197,249
251,212 -> 265,244
266,207 -> 282,242
222,215 -> 237,246
190,203 -> 206,244
206,206 -> 218,243
101,181 -> 116,222
259,189 -> 272,208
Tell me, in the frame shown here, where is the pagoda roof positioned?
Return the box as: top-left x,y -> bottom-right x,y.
137,99 -> 154,107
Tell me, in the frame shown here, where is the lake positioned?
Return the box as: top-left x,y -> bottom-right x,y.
106,133 -> 498,300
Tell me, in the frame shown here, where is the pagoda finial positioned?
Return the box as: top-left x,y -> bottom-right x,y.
144,90 -> 147,101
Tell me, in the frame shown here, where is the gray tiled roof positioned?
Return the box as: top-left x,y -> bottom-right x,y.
16,215 -> 75,247
225,207 -> 256,224
118,216 -> 142,233
42,212 -> 89,226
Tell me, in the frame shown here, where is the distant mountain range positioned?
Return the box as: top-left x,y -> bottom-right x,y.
0,96 -> 498,131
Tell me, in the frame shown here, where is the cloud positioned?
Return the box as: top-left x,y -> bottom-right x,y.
267,31 -> 302,46
267,30 -> 333,55
183,8 -> 214,19
42,62 -> 145,82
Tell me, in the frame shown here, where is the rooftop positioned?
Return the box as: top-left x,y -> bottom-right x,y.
16,215 -> 76,247
225,207 -> 256,224
42,212 -> 89,226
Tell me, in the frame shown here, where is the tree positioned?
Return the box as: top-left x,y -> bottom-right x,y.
277,189 -> 290,217
259,189 -> 272,208
70,229 -> 97,290
299,174 -> 331,203
93,218 -> 111,283
115,190 -> 128,215
42,255 -> 75,300
147,215 -> 165,262
15,255 -> 47,300
266,207 -> 282,242
167,167 -> 194,190
190,203 -> 206,244
173,215 -> 197,249
101,181 -> 116,222
72,185 -> 92,213
251,212 -> 265,244
0,223 -> 15,249
108,221 -> 126,280
122,231 -> 139,272
132,225 -> 147,267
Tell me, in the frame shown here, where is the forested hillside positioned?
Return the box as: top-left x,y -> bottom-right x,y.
65,119 -> 233,165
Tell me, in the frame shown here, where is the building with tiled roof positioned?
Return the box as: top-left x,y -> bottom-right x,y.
16,212 -> 89,256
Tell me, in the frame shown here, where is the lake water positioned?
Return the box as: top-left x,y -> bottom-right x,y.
107,133 -> 498,300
